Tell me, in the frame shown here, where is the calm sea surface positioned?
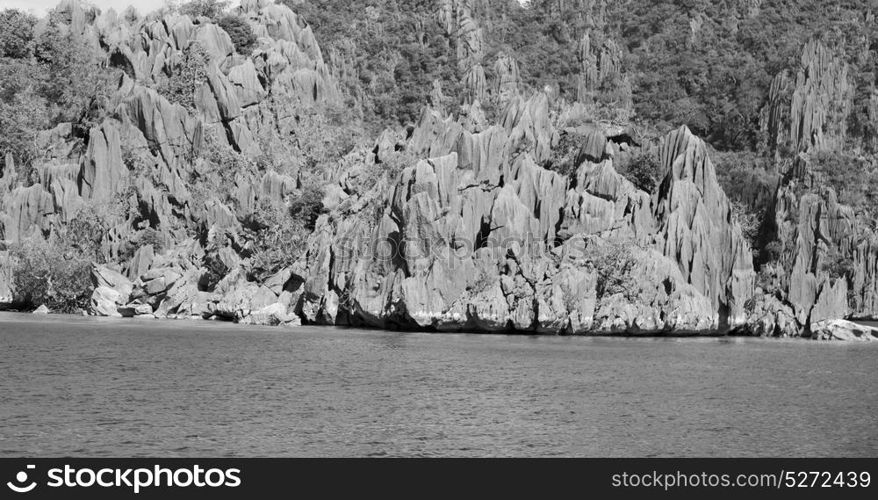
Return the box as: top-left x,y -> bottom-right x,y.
1,312 -> 876,457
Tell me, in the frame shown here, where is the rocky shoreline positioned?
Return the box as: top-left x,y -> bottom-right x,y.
9,304 -> 878,342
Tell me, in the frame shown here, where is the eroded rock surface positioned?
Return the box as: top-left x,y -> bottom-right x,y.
0,1 -> 867,340
293,96 -> 755,333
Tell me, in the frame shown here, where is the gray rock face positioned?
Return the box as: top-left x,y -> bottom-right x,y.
295,99 -> 755,334
0,1 -> 333,323
654,126 -> 755,327
743,293 -> 801,337
750,41 -> 877,335
91,287 -> 123,317
770,184 -> 850,326
91,265 -> 134,302
2,0 -> 337,243
90,265 -> 134,317
5,2 -> 860,339
811,320 -> 878,341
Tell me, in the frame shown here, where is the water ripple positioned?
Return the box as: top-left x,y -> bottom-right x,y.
0,312 -> 876,457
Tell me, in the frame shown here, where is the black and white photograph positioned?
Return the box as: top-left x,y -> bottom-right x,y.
0,0 -> 876,494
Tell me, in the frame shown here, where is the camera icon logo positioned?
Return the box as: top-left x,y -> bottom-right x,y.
7,465 -> 37,493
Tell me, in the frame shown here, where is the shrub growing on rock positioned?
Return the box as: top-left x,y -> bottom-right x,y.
288,185 -> 324,232
9,236 -> 93,313
65,205 -> 109,263
544,130 -> 584,178
292,108 -> 365,175
157,42 -> 208,111
617,153 -> 662,193
246,197 -> 311,282
8,200 -> 119,312
822,247 -> 855,282
730,200 -> 763,252
0,86 -> 49,173
33,19 -> 117,128
586,238 -> 639,306
218,15 -> 256,55
755,260 -> 785,298
812,151 -> 878,219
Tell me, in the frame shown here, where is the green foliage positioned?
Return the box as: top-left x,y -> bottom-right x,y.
116,227 -> 164,265
344,145 -> 416,221
755,259 -> 785,297
245,197 -> 312,282
467,270 -> 496,295
33,19 -> 117,126
191,130 -> 257,209
218,15 -> 257,55
0,81 -> 50,172
138,228 -> 165,252
291,107 -> 365,176
284,0 -> 878,156
587,238 -> 639,303
483,0 -> 595,99
0,16 -> 116,173
65,204 -> 110,263
9,236 -> 94,313
372,147 -> 415,186
288,184 -> 324,232
617,152 -> 662,193
544,131 -> 585,178
730,200 -> 763,251
122,6 -> 140,24
607,0 -> 876,151
0,9 -> 36,59
811,151 -> 878,218
713,151 -> 777,208
8,203 -> 111,312
286,0 -> 459,127
712,150 -> 778,252
822,247 -> 855,281
156,42 -> 208,111
179,0 -> 229,20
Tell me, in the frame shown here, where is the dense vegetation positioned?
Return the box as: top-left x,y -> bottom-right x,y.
10,205 -> 110,312
0,8 -> 117,175
287,0 -> 460,128
288,0 -> 878,222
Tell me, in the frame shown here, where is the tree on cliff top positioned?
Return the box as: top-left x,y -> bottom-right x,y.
0,9 -> 116,173
285,0 -> 459,127
218,14 -> 257,55
179,0 -> 229,20
0,9 -> 37,59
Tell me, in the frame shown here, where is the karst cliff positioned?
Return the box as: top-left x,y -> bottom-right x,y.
1,0 -> 876,341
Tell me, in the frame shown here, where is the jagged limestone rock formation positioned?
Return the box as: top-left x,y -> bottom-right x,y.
492,53 -> 520,106
763,40 -> 853,157
750,41 -> 873,336
0,0 -> 336,323
654,127 -> 755,326
293,93 -> 754,333
438,0 -> 486,104
0,1 -> 863,340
